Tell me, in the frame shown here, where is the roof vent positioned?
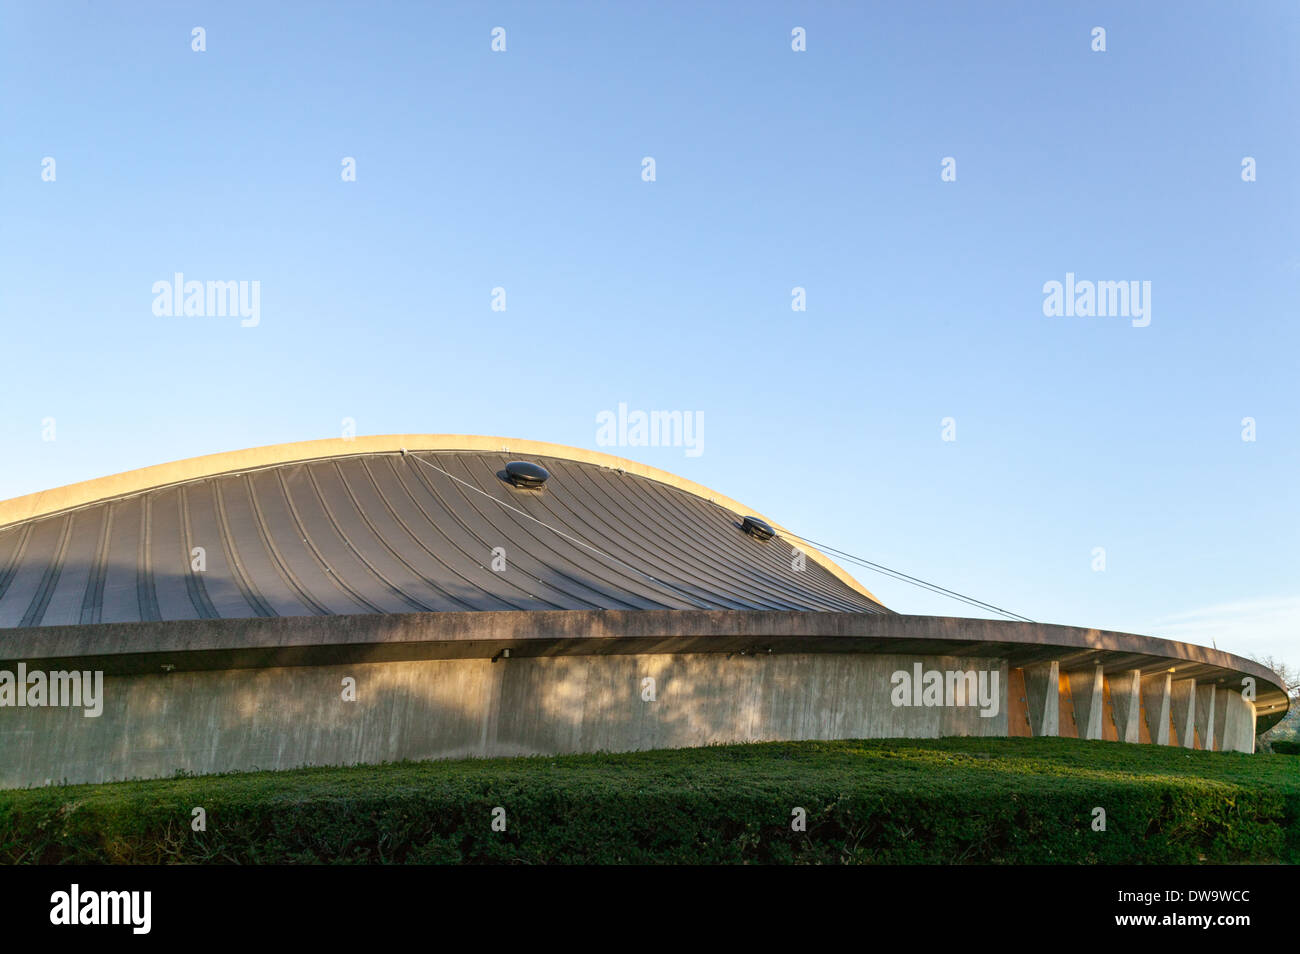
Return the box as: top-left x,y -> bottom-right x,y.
503,460 -> 550,489
741,516 -> 776,541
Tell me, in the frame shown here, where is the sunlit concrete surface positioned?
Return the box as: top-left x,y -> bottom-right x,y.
0,607 -> 1277,787
0,652 -> 1009,787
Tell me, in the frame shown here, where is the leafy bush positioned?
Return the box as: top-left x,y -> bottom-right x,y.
1,738 -> 1296,864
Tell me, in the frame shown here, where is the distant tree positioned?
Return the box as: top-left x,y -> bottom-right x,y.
1253,656 -> 1300,751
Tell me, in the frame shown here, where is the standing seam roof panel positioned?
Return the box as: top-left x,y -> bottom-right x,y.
295,464 -> 434,614
0,448 -> 887,629
628,467 -> 878,612
367,457 -> 561,611
557,459 -> 855,612
524,458 -> 783,611
492,458 -> 739,611
32,510 -> 101,627
403,454 -> 646,610
322,460 -> 484,611
428,454 -> 707,611
0,518 -> 67,628
651,476 -> 882,611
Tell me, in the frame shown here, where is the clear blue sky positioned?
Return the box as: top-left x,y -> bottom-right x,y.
2,2 -> 1296,670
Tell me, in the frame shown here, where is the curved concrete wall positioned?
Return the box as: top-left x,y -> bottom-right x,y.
0,609 -> 1277,787
0,652 -> 1007,788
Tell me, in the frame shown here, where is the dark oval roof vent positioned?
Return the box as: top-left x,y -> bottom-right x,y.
503,460 -> 550,489
741,516 -> 776,541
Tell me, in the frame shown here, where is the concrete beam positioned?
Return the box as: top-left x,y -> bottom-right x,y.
1169,678 -> 1197,748
1217,685 -> 1256,754
1213,685 -> 1229,751
1141,671 -> 1172,745
1238,702 -> 1257,754
1108,669 -> 1143,743
1195,683 -> 1217,751
1066,664 -> 1106,740
1023,661 -> 1060,737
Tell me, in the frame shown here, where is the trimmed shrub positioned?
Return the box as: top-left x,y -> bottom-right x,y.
1,738 -> 1296,865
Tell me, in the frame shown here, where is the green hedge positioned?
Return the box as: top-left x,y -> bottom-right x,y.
1,738 -> 1297,864
1272,740 -> 1300,756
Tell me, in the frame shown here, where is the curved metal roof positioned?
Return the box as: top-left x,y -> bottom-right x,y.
0,439 -> 888,627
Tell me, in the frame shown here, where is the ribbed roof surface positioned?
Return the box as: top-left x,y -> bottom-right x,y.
0,451 -> 886,627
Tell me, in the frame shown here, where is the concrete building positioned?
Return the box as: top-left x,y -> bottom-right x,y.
0,435 -> 1287,787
